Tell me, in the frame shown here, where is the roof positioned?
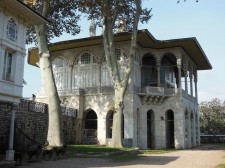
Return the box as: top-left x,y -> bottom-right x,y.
0,0 -> 48,25
28,29 -> 212,70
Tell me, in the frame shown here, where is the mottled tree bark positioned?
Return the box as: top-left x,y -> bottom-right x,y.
102,0 -> 141,147
34,0 -> 63,146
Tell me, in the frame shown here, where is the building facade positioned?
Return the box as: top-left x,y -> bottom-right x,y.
29,30 -> 212,149
0,0 -> 47,160
0,0 -> 46,104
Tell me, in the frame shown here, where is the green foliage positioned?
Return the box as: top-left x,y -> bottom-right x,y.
200,98 -> 225,135
76,0 -> 152,32
22,0 -> 81,44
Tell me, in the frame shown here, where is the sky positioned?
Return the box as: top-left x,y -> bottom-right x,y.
23,0 -> 225,103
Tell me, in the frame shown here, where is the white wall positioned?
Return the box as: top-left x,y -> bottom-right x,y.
0,7 -> 26,103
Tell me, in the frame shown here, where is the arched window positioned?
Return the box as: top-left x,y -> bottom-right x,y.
115,48 -> 129,60
73,52 -> 98,88
7,18 -> 17,41
141,54 -> 157,87
161,54 -> 177,88
115,48 -> 121,60
3,51 -> 13,81
52,57 -> 68,90
81,53 -> 91,64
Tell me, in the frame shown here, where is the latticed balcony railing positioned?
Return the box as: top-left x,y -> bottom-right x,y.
0,100 -> 77,117
141,86 -> 179,96
37,86 -> 115,97
36,85 -> 196,103
182,89 -> 197,103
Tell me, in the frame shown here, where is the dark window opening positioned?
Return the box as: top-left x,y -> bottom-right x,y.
85,110 -> 97,129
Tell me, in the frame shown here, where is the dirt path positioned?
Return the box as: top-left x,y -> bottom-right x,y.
18,145 -> 225,168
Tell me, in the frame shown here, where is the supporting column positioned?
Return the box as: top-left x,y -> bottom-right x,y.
176,57 -> 182,94
156,59 -> 161,87
68,62 -> 73,91
189,67 -> 193,97
194,69 -> 198,101
5,103 -> 18,161
98,64 -> 102,93
183,59 -> 188,94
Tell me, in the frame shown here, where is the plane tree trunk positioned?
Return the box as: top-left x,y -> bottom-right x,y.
34,0 -> 63,147
102,0 -> 141,148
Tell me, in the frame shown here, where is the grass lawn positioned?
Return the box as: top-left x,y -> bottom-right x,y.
67,145 -> 134,154
140,149 -> 177,155
216,164 -> 225,168
66,145 -> 178,158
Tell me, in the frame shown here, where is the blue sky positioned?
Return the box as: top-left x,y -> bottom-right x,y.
23,0 -> 225,102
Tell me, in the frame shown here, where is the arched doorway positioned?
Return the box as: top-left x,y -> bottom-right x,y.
83,110 -> 98,144
191,113 -> 194,147
185,110 -> 189,148
166,110 -> 174,149
147,110 -> 155,149
106,111 -> 124,139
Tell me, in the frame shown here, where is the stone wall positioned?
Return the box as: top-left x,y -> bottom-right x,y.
201,135 -> 225,143
0,100 -> 78,154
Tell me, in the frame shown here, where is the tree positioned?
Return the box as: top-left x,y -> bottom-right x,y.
23,0 -> 80,146
200,98 -> 225,135
77,0 -> 152,147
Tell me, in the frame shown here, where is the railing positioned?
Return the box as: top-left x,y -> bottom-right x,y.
182,89 -> 197,103
37,88 -> 86,97
37,85 -> 115,97
0,100 -> 77,117
142,86 -> 179,96
19,100 -> 47,113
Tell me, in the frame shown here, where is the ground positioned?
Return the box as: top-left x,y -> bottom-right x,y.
6,144 -> 225,168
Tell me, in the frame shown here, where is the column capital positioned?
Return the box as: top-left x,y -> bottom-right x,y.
177,58 -> 182,67
68,61 -> 73,68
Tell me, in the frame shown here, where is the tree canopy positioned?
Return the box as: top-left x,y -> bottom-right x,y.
200,98 -> 225,135
76,0 -> 152,32
23,0 -> 81,44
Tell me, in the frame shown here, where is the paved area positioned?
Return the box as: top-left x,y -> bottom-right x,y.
12,145 -> 225,168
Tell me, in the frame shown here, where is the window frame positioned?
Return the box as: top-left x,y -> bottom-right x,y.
6,18 -> 17,42
3,51 -> 13,82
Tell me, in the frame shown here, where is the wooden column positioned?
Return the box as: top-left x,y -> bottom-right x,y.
189,67 -> 193,97
176,57 -> 182,89
194,69 -> 198,100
